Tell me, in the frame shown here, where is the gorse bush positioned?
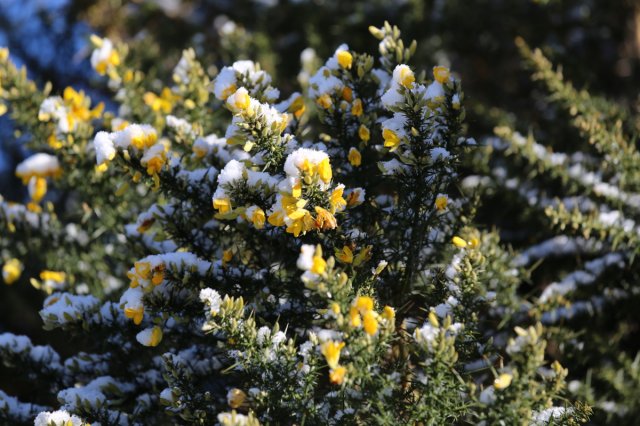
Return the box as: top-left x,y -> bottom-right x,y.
0,14 -> 638,425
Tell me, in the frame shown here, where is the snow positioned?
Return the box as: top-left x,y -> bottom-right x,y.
15,153 -> 60,180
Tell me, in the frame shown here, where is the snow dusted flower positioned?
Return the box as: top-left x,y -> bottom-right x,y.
120,286 -> 145,325
226,87 -> 251,112
200,288 -> 222,316
38,88 -> 103,133
297,245 -> 326,283
283,148 -> 331,183
159,388 -> 176,404
113,123 -> 158,150
136,326 -> 163,347
381,113 -> 407,151
15,153 -> 61,184
227,388 -> 247,409
90,36 -> 120,75
35,410 -> 86,426
213,60 -> 274,101
94,131 -> 116,166
166,115 -> 197,138
393,64 -> 415,88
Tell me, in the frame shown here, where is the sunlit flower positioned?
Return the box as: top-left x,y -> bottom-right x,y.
329,365 -> 347,385
494,373 -> 513,390
2,259 -> 22,285
321,340 -> 345,369
90,36 -> 120,75
336,50 -> 353,69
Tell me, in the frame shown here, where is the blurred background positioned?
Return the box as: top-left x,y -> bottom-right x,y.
0,0 -> 639,401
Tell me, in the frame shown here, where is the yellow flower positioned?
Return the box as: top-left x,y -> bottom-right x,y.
321,340 -> 345,369
358,124 -> 370,142
47,134 -> 63,150
335,246 -> 353,264
382,306 -> 395,322
227,388 -> 247,409
355,296 -> 374,313
292,181 -> 302,198
299,158 -> 316,177
316,93 -> 332,109
336,50 -> 353,69
138,326 -> 163,347
26,202 -> 42,213
290,95 -> 306,119
329,365 -> 347,385
124,306 -> 144,325
317,158 -> 332,183
144,88 -> 176,114
2,259 -> 22,285
468,237 -> 480,249
135,261 -> 152,280
311,252 -> 326,275
286,212 -> 315,237
382,128 -> 401,150
433,66 -> 450,84
40,270 -> 66,283
267,210 -> 286,227
329,186 -> 346,213
351,98 -> 363,116
29,177 -> 47,203
396,65 -> 415,88
137,218 -> 155,234
349,306 -> 362,327
348,148 -> 361,167
346,189 -> 364,208
144,154 -> 166,176
213,198 -> 232,214
248,207 -> 266,229
220,83 -> 237,101
151,265 -> 165,286
94,45 -> 120,75
435,195 -> 448,211
452,236 -> 468,249
61,87 -> 103,129
222,249 -> 233,265
353,245 -> 372,266
362,311 -> 379,335
227,88 -> 251,112
330,302 -> 341,315
494,373 -> 513,390
127,270 -> 139,288
313,206 -> 337,231
341,87 -> 353,102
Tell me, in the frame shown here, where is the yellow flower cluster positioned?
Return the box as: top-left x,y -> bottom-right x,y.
267,150 -> 346,237
144,88 -> 178,114
348,296 -> 394,336
123,261 -> 165,325
38,87 -> 103,134
93,124 -> 168,187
